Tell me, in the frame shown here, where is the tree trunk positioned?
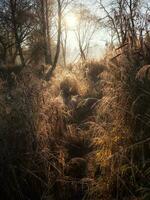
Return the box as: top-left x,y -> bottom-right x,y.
10,0 -> 25,66
41,0 -> 52,65
45,0 -> 52,64
45,0 -> 61,81
15,34 -> 25,66
61,41 -> 67,67
41,0 -> 48,64
79,39 -> 86,61
61,27 -> 68,67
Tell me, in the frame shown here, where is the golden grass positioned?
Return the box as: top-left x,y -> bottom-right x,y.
1,39 -> 150,200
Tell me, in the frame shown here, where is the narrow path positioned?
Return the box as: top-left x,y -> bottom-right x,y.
53,96 -> 99,200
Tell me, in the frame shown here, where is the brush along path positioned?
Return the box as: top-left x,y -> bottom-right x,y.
53,95 -> 99,200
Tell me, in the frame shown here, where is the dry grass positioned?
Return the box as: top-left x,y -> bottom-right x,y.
0,65 -> 70,199
87,40 -> 150,199
0,61 -> 99,200
60,77 -> 80,98
85,61 -> 106,82
1,37 -> 150,200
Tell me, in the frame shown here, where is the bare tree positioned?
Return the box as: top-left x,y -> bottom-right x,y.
45,0 -> 73,81
97,0 -> 146,48
9,0 -> 25,66
74,4 -> 99,61
0,0 -> 35,66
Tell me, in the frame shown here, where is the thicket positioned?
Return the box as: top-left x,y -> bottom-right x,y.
0,33 -> 150,199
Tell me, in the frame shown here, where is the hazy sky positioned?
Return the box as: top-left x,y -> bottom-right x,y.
65,0 -> 110,62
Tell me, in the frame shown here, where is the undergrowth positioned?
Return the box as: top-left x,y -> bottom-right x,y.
0,36 -> 150,200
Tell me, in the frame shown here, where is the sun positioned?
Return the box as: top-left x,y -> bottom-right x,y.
65,13 -> 78,29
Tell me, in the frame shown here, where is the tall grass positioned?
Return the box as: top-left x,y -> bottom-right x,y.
0,35 -> 150,200
0,65 -> 69,199
87,38 -> 150,199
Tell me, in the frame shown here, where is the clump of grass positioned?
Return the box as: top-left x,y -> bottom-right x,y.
60,77 -> 80,97
85,61 -> 106,83
81,60 -> 107,98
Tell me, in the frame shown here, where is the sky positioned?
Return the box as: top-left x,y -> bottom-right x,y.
64,0 -> 110,63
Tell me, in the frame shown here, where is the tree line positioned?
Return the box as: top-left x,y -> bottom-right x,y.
0,0 -> 149,80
